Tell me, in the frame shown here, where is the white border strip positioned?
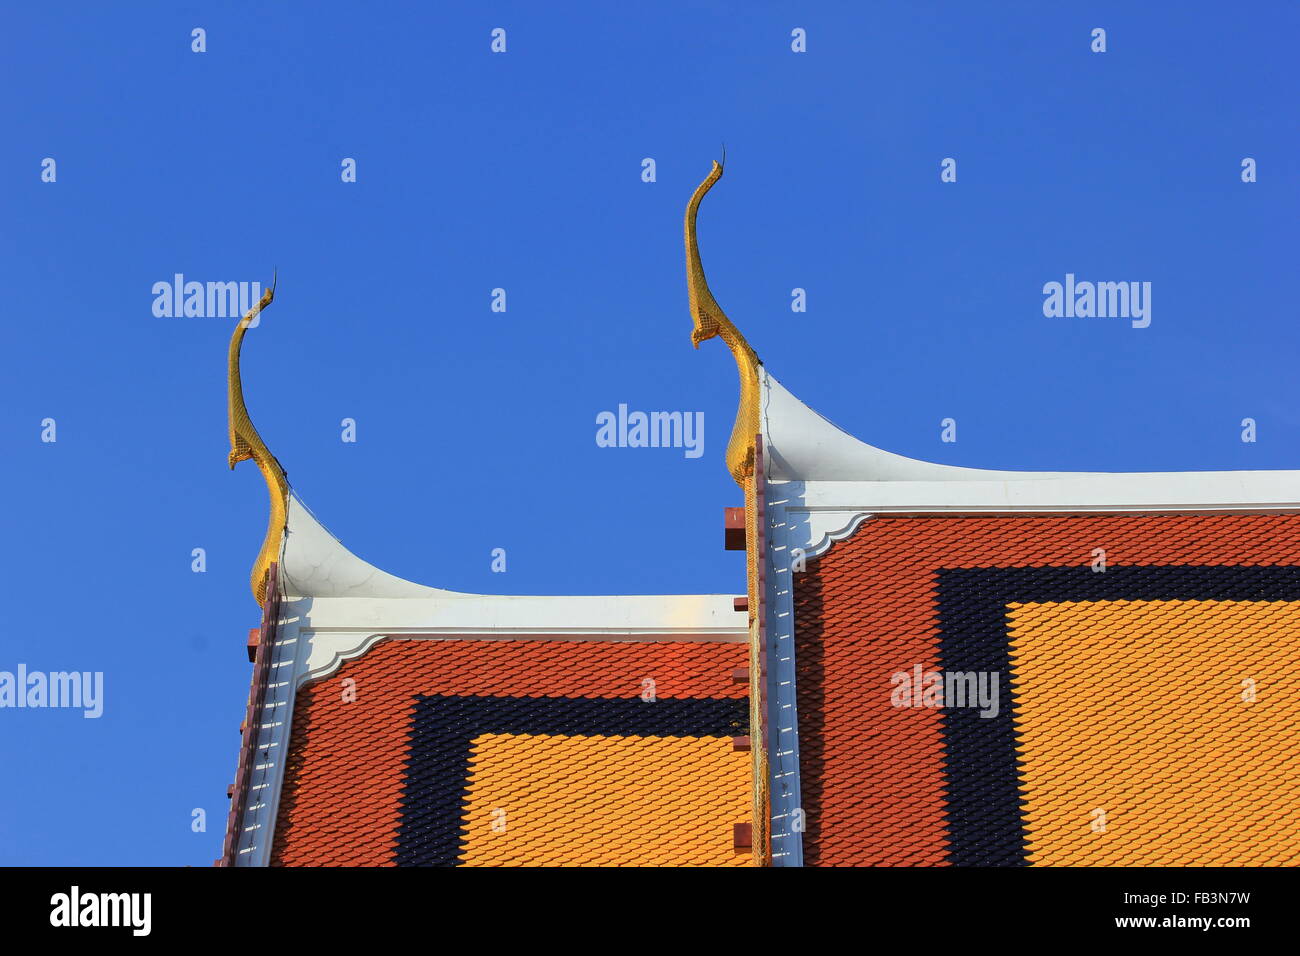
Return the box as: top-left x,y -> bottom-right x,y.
232,611 -> 301,868
765,492 -> 806,867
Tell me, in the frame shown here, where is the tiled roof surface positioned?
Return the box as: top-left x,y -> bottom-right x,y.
456,733 -> 749,866
793,513 -> 1300,866
271,639 -> 750,866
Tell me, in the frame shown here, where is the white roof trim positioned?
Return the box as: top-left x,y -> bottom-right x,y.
281,493 -> 450,599
762,371 -> 1300,515
288,593 -> 748,643
279,491 -> 746,629
763,371 -> 1089,482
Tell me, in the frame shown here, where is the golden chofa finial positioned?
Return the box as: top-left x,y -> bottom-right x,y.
227,277 -> 288,606
686,158 -> 762,484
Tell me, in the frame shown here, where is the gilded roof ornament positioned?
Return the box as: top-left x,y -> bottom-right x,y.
227,278 -> 288,606
686,159 -> 762,484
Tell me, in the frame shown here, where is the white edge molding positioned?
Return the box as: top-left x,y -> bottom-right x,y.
277,490 -> 749,685
761,370 -> 1300,560
280,493 -> 451,600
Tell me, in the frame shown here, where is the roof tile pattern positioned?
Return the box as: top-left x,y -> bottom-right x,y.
458,734 -> 750,866
1009,600 -> 1300,866
271,638 -> 749,866
793,513 -> 1300,866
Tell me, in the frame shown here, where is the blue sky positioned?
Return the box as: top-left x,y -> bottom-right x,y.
1,1 -> 1295,865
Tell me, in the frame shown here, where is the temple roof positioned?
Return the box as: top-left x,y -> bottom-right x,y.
222,159 -> 1300,869
680,159 -> 1300,867
221,267 -> 750,868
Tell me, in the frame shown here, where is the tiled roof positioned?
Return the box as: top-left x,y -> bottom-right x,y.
271,639 -> 750,866
793,513 -> 1300,866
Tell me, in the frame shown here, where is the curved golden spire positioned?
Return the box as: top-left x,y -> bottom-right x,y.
227,279 -> 288,606
687,158 -> 770,863
686,159 -> 762,484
